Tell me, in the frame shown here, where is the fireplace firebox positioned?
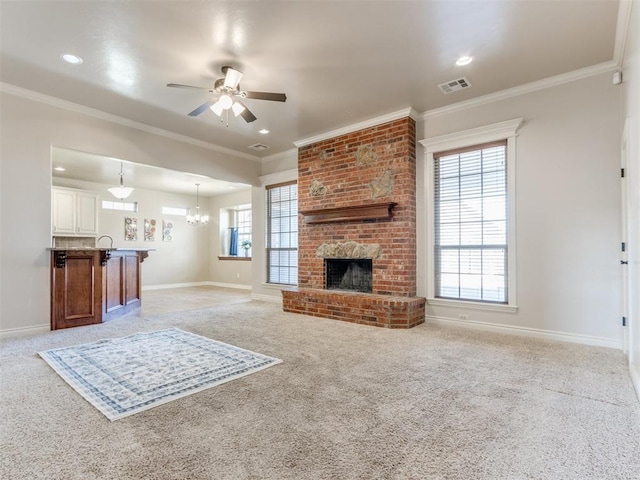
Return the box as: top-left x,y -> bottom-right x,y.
325,259 -> 372,293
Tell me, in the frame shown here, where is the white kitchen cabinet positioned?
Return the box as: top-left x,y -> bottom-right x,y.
52,187 -> 99,236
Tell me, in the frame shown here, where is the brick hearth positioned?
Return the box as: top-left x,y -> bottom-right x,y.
282,288 -> 425,328
282,116 -> 425,328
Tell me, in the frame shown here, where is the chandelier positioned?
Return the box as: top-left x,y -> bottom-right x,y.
186,183 -> 209,226
108,162 -> 134,200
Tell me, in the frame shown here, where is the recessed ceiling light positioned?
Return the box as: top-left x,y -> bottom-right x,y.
259,129 -> 270,135
456,56 -> 473,66
61,54 -> 83,65
54,166 -> 66,172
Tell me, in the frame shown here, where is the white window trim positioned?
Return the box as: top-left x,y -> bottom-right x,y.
419,118 -> 523,313
235,206 -> 252,255
259,169 -> 298,285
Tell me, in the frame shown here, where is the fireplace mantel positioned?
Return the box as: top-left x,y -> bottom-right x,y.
300,202 -> 397,224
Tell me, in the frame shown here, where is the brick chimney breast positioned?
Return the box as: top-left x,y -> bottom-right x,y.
283,116 -> 425,328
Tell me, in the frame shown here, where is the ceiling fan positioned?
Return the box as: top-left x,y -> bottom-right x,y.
167,66 -> 287,124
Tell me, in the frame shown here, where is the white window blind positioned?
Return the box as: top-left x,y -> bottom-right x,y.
434,140 -> 508,303
266,181 -> 298,285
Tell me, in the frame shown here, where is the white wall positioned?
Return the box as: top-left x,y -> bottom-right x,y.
251,164 -> 298,301
622,0 -> 640,397
251,152 -> 298,300
0,91 -> 261,334
0,67 -> 630,349
261,149 -> 298,175
208,189 -> 253,288
418,72 -> 624,347
53,177 -> 211,287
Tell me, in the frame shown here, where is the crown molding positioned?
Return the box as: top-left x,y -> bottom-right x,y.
614,0 -> 633,66
294,107 -> 418,148
420,61 -> 618,120
261,148 -> 298,163
258,168 -> 297,186
0,82 -> 261,162
419,118 -> 523,153
419,0 -> 633,121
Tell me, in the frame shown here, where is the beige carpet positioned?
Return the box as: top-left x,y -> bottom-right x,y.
1,300 -> 639,479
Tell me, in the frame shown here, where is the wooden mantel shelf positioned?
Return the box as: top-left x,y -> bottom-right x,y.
300,202 -> 397,224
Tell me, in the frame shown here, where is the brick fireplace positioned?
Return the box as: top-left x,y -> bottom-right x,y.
282,116 -> 425,328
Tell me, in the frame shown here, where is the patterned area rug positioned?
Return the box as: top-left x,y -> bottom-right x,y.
39,328 -> 282,421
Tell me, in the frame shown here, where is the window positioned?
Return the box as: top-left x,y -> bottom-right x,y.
266,181 -> 298,285
102,200 -> 138,212
162,206 -> 189,216
420,118 -> 522,311
218,204 -> 252,258
434,141 -> 507,303
235,207 -> 252,254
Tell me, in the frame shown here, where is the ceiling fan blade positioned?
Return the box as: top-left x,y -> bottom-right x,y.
188,100 -> 217,117
222,66 -> 243,89
239,105 -> 257,123
241,91 -> 287,102
167,83 -> 213,92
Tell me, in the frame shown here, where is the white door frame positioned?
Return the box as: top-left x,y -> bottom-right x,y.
621,120 -> 630,356
621,115 -> 640,402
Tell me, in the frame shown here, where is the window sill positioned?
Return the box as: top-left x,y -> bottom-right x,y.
427,298 -> 518,313
218,256 -> 252,261
261,282 -> 296,289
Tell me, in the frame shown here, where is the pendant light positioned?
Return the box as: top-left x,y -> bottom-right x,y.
186,183 -> 209,226
108,162 -> 134,200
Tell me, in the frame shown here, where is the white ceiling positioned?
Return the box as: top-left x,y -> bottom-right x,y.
0,0 -> 624,189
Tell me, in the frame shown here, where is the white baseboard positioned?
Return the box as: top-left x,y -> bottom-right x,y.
207,281 -> 251,291
143,281 -> 251,291
427,315 -> 623,349
142,281 -> 209,291
630,360 -> 640,404
0,324 -> 50,339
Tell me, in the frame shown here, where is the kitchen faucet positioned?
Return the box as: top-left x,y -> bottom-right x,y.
97,235 -> 114,248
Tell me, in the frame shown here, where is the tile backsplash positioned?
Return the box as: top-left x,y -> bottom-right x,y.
52,236 -> 96,248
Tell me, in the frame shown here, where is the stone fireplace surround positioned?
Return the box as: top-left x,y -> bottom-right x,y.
282,116 -> 426,328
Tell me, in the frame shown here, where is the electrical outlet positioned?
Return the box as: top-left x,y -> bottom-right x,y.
236,273 -> 240,279
458,314 -> 469,320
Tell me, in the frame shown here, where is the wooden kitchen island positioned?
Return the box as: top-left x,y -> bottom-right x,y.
49,248 -> 152,330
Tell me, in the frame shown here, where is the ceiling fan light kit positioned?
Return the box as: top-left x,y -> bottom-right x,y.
218,94 -> 233,109
168,66 -> 286,126
231,102 -> 246,116
210,102 -> 224,116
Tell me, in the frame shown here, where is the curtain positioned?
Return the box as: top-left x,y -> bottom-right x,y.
229,227 -> 238,256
